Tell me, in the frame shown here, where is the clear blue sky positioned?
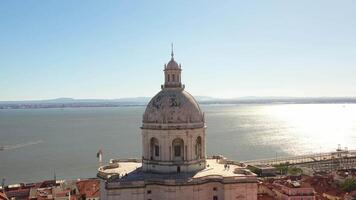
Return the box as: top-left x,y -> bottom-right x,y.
0,0 -> 355,100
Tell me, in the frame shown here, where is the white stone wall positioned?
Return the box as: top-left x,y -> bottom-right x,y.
104,182 -> 257,200
100,179 -> 107,200
165,68 -> 182,87
223,183 -> 257,200
141,127 -> 206,173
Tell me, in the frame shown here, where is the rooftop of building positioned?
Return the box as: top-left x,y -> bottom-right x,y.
5,188 -> 30,200
2,179 -> 97,200
257,194 -> 275,200
98,158 -> 257,188
334,169 -> 356,178
76,179 -> 100,198
0,191 -> 8,200
274,179 -> 312,189
303,174 -> 345,195
345,190 -> 356,198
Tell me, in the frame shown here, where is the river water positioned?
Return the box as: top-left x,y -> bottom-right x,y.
0,104 -> 355,184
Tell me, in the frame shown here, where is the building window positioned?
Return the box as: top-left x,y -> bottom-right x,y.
213,187 -> 217,191
174,145 -> 181,157
150,137 -> 159,159
147,190 -> 152,194
213,196 -> 218,200
168,74 -> 170,82
195,136 -> 202,159
169,146 -> 171,160
172,138 -> 184,160
185,145 -> 187,159
172,74 -> 175,82
154,145 -> 159,157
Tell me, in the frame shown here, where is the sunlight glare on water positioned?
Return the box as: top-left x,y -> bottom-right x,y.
260,104 -> 356,155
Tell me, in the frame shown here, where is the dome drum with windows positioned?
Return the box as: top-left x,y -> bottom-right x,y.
141,46 -> 206,173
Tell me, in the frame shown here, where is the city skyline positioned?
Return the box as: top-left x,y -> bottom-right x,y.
1,0 -> 355,101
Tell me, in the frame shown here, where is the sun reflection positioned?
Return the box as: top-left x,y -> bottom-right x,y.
261,104 -> 356,155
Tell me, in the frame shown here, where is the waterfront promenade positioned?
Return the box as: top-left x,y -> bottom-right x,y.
243,149 -> 356,171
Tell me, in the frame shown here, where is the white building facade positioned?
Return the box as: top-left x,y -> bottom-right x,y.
98,48 -> 258,200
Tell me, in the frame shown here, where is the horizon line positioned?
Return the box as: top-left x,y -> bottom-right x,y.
2,96 -> 356,102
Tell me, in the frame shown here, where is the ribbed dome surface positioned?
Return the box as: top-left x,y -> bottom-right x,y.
166,59 -> 179,69
142,88 -> 204,126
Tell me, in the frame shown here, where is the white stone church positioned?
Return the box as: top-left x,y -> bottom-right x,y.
97,48 -> 258,200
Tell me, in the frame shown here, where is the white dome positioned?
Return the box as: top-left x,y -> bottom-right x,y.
141,48 -> 207,174
142,88 -> 204,129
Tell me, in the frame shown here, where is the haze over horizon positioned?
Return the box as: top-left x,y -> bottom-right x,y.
1,0 -> 355,101
2,96 -> 356,105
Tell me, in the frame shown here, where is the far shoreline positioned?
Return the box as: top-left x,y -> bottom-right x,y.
1,100 -> 356,110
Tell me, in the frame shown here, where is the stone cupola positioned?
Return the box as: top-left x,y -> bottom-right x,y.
141,45 -> 207,173
163,44 -> 182,89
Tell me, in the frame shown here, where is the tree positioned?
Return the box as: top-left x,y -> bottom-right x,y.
288,167 -> 303,175
273,164 -> 303,175
341,178 -> 356,192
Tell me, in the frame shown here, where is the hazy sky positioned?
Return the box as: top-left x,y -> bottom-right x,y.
0,1 -> 355,101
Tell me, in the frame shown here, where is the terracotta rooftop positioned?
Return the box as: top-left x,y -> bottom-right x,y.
0,192 -> 8,200
257,194 -> 274,200
5,188 -> 30,200
323,189 -> 346,197
76,179 -> 100,198
303,175 -> 347,199
275,179 -> 313,188
38,180 -> 58,189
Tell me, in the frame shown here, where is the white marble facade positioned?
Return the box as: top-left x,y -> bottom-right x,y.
98,48 -> 258,200
141,127 -> 206,173
104,182 -> 257,200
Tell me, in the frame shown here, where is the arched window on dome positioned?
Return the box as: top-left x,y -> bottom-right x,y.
150,137 -> 159,160
172,138 -> 184,161
172,74 -> 175,82
195,136 -> 202,159
167,74 -> 170,82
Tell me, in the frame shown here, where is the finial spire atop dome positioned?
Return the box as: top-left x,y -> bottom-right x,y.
171,43 -> 174,59
163,43 -> 182,89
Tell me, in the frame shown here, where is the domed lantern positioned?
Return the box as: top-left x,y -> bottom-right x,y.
141,45 -> 206,173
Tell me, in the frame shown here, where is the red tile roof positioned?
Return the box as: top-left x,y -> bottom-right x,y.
0,192 -> 8,200
257,194 -> 274,200
323,189 -> 346,197
303,174 -> 346,198
5,188 -> 30,200
38,180 -> 58,189
76,179 -> 100,198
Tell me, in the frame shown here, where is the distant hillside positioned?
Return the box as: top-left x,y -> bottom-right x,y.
0,97 -> 151,104
1,96 -> 356,109
198,97 -> 356,104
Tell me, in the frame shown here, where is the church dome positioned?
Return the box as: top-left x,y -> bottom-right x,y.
142,88 -> 204,129
166,58 -> 180,69
141,46 -> 207,173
